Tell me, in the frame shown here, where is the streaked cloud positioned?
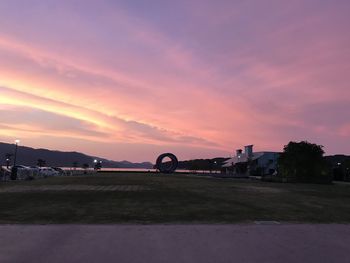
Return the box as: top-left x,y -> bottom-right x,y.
0,0 -> 349,160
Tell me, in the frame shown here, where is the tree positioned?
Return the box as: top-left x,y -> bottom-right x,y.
72,161 -> 78,170
189,162 -> 200,173
94,161 -> 102,170
82,163 -> 89,175
344,159 -> 350,181
37,159 -> 46,167
278,141 -> 331,183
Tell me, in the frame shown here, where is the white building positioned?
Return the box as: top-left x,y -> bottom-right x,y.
222,145 -> 279,177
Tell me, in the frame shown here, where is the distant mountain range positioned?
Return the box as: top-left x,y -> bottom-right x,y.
0,142 -> 153,169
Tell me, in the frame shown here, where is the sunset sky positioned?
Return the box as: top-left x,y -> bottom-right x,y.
0,0 -> 349,162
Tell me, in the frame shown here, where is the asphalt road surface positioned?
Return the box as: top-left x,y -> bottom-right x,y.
0,224 -> 349,263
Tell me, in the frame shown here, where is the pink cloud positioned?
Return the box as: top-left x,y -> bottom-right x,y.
0,0 -> 349,159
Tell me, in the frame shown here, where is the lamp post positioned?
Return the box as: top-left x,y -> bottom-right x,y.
13,139 -> 20,167
11,139 -> 20,180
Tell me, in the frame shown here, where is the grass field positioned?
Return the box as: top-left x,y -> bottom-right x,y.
0,172 -> 350,224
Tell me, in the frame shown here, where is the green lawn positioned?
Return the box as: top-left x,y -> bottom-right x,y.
0,173 -> 350,224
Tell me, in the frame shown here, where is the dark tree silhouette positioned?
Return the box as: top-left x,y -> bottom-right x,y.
94,161 -> 102,170
82,163 -> 89,174
345,159 -> 350,181
333,159 -> 350,181
37,159 -> 46,167
72,161 -> 78,170
278,141 -> 331,183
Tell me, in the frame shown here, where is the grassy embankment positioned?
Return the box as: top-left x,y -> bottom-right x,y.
0,172 -> 349,223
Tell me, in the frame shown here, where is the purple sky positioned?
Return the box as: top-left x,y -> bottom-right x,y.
0,0 -> 349,161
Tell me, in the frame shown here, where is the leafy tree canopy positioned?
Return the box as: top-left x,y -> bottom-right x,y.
278,141 -> 331,183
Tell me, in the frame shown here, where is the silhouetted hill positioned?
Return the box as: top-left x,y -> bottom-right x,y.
0,142 -> 153,168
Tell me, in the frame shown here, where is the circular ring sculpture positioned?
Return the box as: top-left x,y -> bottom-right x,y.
156,153 -> 178,173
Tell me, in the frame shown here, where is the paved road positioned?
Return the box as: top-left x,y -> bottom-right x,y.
0,224 -> 349,263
